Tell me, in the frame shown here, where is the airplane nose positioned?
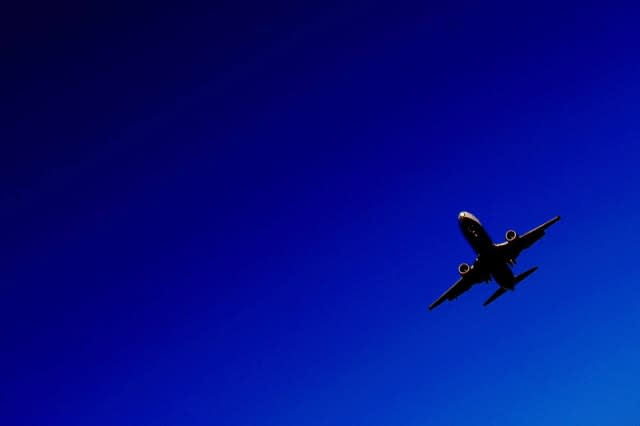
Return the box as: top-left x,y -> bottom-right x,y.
458,211 -> 481,225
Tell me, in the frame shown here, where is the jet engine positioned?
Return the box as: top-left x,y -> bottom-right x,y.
458,262 -> 471,275
505,229 -> 518,242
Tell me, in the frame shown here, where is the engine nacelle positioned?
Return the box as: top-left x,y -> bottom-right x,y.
458,262 -> 471,275
505,229 -> 518,242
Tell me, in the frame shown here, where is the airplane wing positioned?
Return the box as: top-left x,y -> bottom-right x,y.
428,263 -> 489,310
496,216 -> 560,262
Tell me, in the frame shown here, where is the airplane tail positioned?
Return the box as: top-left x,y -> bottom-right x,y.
483,287 -> 506,306
483,266 -> 538,307
514,266 -> 538,284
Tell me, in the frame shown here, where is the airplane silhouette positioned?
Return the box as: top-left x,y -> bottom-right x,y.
429,211 -> 560,310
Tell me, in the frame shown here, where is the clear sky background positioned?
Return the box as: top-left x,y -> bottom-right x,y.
5,2 -> 640,425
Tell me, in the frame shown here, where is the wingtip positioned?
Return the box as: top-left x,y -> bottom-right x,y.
427,301 -> 442,311
545,215 -> 561,226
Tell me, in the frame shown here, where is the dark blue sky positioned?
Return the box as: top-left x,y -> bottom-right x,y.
5,2 -> 640,425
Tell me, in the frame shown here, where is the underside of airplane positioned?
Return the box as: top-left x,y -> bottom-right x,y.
428,212 -> 560,310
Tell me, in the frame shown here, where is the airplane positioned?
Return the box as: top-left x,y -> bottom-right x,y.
428,211 -> 560,310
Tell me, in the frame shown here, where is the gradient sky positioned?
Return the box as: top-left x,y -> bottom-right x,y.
5,2 -> 640,425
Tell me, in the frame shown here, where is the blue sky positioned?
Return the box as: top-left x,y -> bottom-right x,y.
5,2 -> 640,425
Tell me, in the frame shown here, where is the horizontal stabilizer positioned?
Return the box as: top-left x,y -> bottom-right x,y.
483,266 -> 538,307
483,287 -> 506,306
515,266 -> 538,284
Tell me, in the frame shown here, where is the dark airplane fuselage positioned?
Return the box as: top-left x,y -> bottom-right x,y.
458,211 -> 515,289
